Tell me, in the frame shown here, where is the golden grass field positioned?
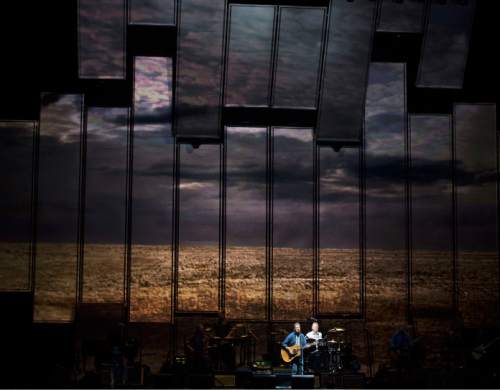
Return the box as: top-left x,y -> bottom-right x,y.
1,242 -> 498,370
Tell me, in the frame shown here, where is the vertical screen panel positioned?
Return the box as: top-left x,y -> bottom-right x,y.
455,104 -> 498,326
178,144 -> 221,312
319,147 -> 361,314
34,94 -> 83,322
0,121 -> 35,291
82,108 -> 128,304
273,7 -> 325,109
78,0 -> 126,79
130,57 -> 174,323
410,115 -> 453,313
175,0 -> 225,138
318,0 -> 376,142
225,5 -> 275,107
226,127 -> 267,319
377,0 -> 425,33
365,63 -> 406,362
129,0 -> 176,25
417,0 -> 475,88
272,128 -> 314,320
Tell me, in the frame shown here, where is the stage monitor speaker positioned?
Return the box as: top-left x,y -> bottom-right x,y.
292,374 -> 315,389
342,373 -> 365,389
235,367 -> 253,388
188,374 -> 214,389
252,373 -> 276,389
153,373 -> 185,388
275,372 -> 291,388
215,374 -> 236,388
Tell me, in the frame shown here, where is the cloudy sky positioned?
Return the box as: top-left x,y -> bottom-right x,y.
1,0 -> 496,257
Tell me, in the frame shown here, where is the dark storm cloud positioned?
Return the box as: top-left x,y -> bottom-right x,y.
273,129 -> 314,248
410,158 -> 451,184
225,5 -> 275,106
178,144 -> 221,245
319,146 -> 360,248
78,0 -> 126,78
133,110 -> 172,126
273,130 -> 315,207
133,161 -> 172,177
226,128 -> 267,246
273,7 -> 325,108
129,0 -> 175,25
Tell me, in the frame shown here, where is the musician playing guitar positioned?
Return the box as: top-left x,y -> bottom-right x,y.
281,322 -> 307,375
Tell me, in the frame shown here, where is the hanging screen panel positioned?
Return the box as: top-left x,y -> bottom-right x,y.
34,94 -> 83,322
130,57 -> 174,323
0,121 -> 36,291
225,5 -> 275,107
82,107 -> 128,304
273,7 -> 325,109
455,104 -> 498,327
272,128 -> 314,320
178,144 -> 221,312
319,146 -> 361,314
78,0 -> 126,79
409,115 -> 453,313
317,0 -> 376,142
365,63 -> 407,364
129,0 -> 176,25
416,0 -> 476,88
225,127 -> 267,319
377,0 -> 425,33
175,0 -> 225,138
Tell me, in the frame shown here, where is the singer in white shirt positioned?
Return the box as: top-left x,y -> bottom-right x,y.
306,321 -> 323,372
306,321 -> 323,346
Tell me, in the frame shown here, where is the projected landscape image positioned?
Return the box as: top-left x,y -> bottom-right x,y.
17,245 -> 496,324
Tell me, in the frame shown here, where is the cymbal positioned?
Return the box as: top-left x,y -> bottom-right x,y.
327,327 -> 345,333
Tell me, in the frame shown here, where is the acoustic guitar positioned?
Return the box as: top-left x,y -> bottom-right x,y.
281,342 -> 315,363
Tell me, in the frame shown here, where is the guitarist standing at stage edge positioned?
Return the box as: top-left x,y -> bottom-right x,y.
281,322 -> 307,375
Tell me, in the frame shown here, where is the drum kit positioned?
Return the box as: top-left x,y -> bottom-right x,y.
306,327 -> 350,373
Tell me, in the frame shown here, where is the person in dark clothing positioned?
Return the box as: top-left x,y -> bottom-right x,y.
187,324 -> 210,371
390,325 -> 414,371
